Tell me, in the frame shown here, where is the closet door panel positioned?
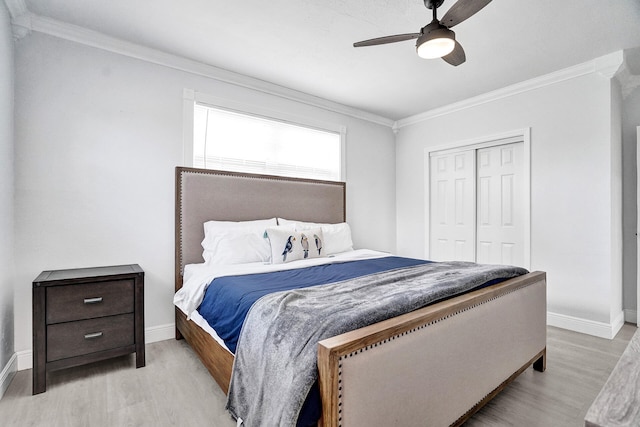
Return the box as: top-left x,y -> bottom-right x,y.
429,151 -> 475,261
476,143 -> 524,266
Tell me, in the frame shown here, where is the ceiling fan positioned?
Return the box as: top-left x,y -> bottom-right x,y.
353,0 -> 492,66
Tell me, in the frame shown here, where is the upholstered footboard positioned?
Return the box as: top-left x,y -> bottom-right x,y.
318,271 -> 546,427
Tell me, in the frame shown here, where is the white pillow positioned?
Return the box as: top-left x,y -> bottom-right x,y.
265,227 -> 325,264
277,219 -> 353,255
201,218 -> 277,265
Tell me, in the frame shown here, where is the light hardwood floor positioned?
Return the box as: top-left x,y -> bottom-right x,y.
1,324 -> 636,426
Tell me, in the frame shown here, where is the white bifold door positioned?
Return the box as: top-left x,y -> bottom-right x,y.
429,142 -> 525,267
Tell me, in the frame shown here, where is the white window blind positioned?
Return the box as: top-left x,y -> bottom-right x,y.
193,104 -> 342,181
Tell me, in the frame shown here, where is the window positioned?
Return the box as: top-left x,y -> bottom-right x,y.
192,103 -> 344,181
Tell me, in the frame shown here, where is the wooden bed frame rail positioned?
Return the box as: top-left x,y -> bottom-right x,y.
176,309 -> 233,393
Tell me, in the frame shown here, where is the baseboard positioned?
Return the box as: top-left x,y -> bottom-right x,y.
0,353 -> 17,400
144,322 -> 175,344
623,309 -> 638,325
16,323 -> 176,371
16,350 -> 31,371
547,311 -> 625,339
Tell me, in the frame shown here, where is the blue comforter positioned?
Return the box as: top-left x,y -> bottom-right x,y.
197,256 -> 428,353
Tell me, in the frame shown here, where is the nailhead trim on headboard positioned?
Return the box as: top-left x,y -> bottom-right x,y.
175,167 -> 346,289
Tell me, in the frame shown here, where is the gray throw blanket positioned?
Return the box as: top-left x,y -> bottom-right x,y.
226,261 -> 528,426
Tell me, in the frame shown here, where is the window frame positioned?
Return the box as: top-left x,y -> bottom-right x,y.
183,89 -> 347,181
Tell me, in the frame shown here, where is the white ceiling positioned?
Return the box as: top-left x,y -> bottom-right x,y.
12,0 -> 640,120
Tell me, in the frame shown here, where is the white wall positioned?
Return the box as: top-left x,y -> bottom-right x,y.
396,60 -> 624,337
622,86 -> 640,322
13,32 -> 396,360
609,78 -> 623,325
0,1 -> 15,395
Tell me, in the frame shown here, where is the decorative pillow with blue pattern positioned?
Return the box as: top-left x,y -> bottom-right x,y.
265,227 -> 325,264
277,219 -> 354,255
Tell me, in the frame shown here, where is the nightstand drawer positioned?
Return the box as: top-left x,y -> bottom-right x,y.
46,313 -> 135,362
46,280 -> 134,324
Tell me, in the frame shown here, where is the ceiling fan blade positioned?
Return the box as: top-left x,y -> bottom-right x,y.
353,33 -> 421,47
442,41 -> 466,66
441,0 -> 492,28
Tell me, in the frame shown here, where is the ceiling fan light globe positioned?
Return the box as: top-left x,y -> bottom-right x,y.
416,27 -> 455,59
417,38 -> 455,58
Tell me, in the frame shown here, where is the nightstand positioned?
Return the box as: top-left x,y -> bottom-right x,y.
32,264 -> 145,394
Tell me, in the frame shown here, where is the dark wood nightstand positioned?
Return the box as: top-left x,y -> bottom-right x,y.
32,264 -> 145,394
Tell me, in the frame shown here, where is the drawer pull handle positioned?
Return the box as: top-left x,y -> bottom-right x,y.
83,297 -> 103,304
84,332 -> 103,340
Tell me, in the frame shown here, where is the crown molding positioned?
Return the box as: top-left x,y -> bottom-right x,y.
11,10 -> 395,128
395,50 -> 625,129
10,4 -> 630,130
594,50 -> 623,79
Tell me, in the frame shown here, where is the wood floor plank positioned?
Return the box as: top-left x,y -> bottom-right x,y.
0,324 -> 635,426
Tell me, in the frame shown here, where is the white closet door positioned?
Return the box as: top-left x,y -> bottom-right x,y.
476,143 -> 524,266
429,150 -> 476,262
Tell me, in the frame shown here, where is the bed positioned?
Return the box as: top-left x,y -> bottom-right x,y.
174,166 -> 547,426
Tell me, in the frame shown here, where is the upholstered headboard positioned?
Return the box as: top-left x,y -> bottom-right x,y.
175,167 -> 346,289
